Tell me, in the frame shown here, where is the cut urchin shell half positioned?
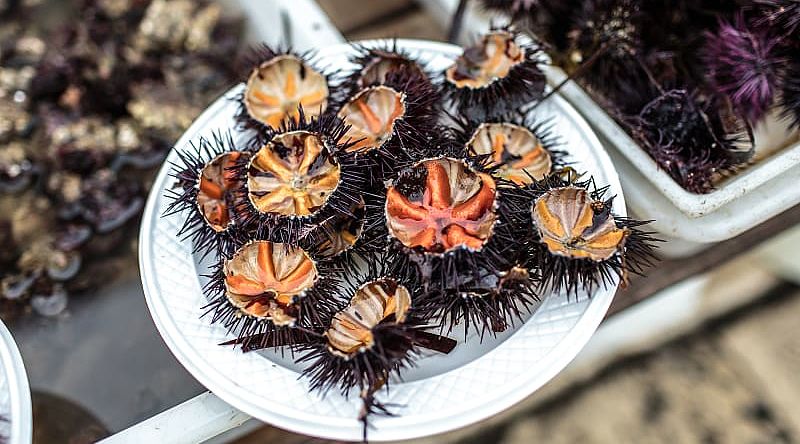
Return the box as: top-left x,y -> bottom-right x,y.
338,85 -> 406,154
334,65 -> 442,186
385,157 -> 498,253
206,240 -> 340,350
502,172 -> 660,295
532,187 -> 626,262
164,132 -> 248,258
232,113 -> 367,247
246,130 -> 341,217
297,272 -> 456,440
351,43 -> 430,90
442,28 -> 546,119
239,47 -> 330,130
314,195 -> 366,259
298,273 -> 456,393
465,121 -> 558,184
199,152 -> 244,232
383,155 -> 540,335
306,192 -> 389,276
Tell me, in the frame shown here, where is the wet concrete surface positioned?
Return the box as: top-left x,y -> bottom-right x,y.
7,267 -> 204,434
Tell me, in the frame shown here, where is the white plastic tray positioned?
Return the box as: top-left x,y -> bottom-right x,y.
140,39 -> 624,441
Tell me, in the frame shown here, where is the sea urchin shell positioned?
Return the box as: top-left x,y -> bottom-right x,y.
242,53 -> 329,129
246,130 -> 341,217
223,240 -> 319,325
198,152 -> 243,232
386,157 -> 498,253
532,186 -> 626,261
337,86 -> 406,153
467,122 -> 553,184
442,29 -> 545,119
325,277 -> 411,358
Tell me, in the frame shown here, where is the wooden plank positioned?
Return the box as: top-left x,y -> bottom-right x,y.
498,340 -> 795,444
720,293 -> 800,438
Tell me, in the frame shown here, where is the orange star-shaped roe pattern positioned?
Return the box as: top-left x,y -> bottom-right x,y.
224,241 -> 319,325
247,131 -> 340,216
244,55 -> 329,128
386,158 -> 497,253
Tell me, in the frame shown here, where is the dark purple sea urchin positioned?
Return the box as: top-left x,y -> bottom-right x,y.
703,17 -> 783,123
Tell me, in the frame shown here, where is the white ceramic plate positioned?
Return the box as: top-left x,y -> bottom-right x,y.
0,320 -> 32,444
140,40 -> 624,441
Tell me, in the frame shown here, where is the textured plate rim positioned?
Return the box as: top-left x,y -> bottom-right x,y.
140,39 -> 623,441
0,320 -> 33,444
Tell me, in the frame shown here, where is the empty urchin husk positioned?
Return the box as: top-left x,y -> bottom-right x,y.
501,170 -> 660,295
235,44 -> 332,131
383,138 -> 540,335
230,110 -> 369,249
164,131 -> 250,258
448,112 -> 568,185
440,26 -> 546,120
204,235 -> 342,350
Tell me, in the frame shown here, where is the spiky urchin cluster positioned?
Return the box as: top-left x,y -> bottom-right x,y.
501,171 -> 659,295
492,0 -> 799,194
441,26 -> 546,120
164,35 -> 661,440
625,89 -> 754,193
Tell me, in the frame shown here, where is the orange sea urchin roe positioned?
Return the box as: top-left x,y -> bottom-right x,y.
224,241 -> 319,325
445,30 -> 524,89
386,157 -> 497,253
244,55 -> 328,128
532,187 -> 627,261
468,122 -> 552,184
325,278 -> 411,357
197,151 -> 242,232
338,86 -> 406,153
247,131 -> 340,216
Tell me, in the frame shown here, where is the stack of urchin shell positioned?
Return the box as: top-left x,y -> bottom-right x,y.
166,27 -> 658,438
0,0 -> 243,317
483,0 -> 800,194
